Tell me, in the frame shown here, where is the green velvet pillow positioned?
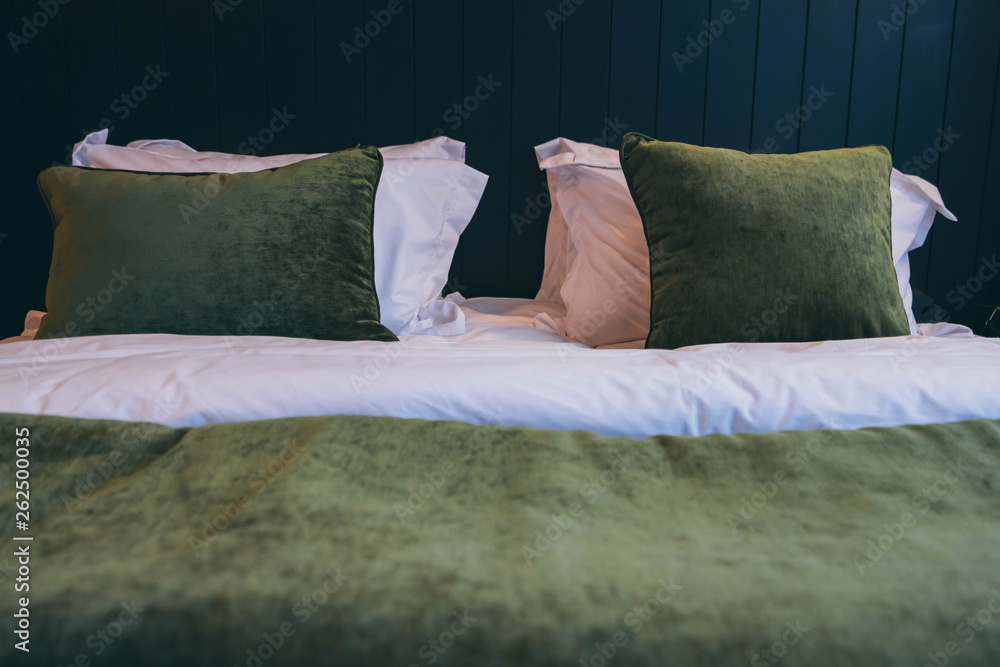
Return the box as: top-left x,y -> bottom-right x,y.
35,147 -> 397,342
619,134 -> 909,349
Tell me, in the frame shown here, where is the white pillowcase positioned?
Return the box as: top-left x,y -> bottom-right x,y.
72,130 -> 488,337
534,138 -> 956,345
889,171 -> 957,334
534,138 -> 648,347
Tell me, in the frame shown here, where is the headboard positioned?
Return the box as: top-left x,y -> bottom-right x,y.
3,0 -> 998,337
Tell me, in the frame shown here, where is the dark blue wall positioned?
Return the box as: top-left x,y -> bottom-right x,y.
3,0 -> 998,337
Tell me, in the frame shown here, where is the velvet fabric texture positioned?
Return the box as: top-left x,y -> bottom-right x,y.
35,147 -> 396,342
619,134 -> 910,349
2,411 -> 1000,665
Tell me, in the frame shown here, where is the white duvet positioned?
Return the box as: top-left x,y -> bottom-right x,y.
1,298 -> 998,439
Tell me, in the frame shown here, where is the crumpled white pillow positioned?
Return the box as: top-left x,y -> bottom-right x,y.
72,130 -> 488,337
534,137 -> 957,345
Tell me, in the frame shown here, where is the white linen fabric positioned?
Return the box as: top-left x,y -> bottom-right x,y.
534,138 -> 957,345
1,299 -> 996,440
71,131 -> 488,337
534,168 -> 569,304
534,138 -> 648,347
889,170 -> 958,332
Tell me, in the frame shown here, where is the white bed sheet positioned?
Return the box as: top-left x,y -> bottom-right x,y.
1,298 -> 998,439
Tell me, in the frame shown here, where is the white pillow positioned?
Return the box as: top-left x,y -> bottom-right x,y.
72,131 -> 488,337
534,138 -> 648,347
534,138 -> 956,345
889,170 -> 957,334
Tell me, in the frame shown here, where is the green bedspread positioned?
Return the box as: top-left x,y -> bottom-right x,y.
2,413 -> 999,666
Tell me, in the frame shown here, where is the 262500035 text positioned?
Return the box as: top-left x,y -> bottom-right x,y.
13,427 -> 32,653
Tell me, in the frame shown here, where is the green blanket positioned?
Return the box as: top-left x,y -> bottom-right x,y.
2,413 -> 999,666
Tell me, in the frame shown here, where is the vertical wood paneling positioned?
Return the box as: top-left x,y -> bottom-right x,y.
750,0 -> 807,154
412,1 -> 464,291
559,0 -> 612,141
847,0 -> 905,150
977,62 -> 1000,316
609,0 -> 660,136
1,0 -> 18,136
2,0 -> 27,336
62,0 -> 116,148
703,0 -> 759,151
263,0 -> 316,154
162,0 -> 217,151
10,0 -> 71,158
458,0 -> 513,296
8,0 -> 71,333
508,0 -> 562,298
1,0 -> 19,180
315,1 -> 365,151
1,0 -> 19,146
213,0 -> 266,153
797,0 -> 857,152
109,0 -> 169,144
656,0 -> 710,144
3,0 -> 999,332
362,0 -> 414,146
926,1 -> 1000,315
892,0 -> 955,293
413,1 -> 463,141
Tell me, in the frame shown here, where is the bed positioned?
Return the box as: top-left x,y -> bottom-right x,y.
2,132 -> 999,666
